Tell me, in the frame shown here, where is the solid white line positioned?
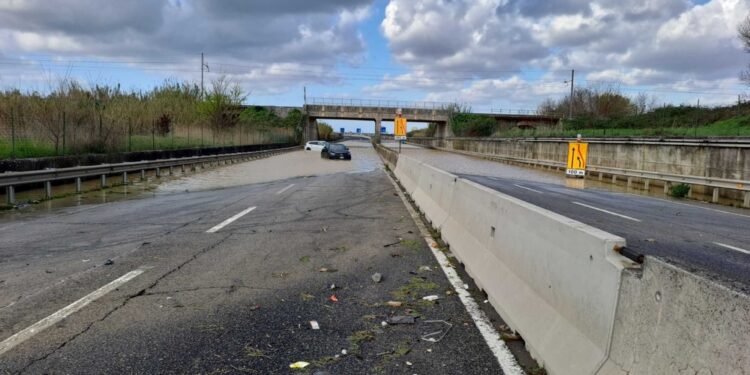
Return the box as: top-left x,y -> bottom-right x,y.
0,268 -> 145,357
206,206 -> 256,233
385,171 -> 524,375
275,184 -> 295,195
572,201 -> 642,222
513,184 -> 544,194
714,242 -> 750,255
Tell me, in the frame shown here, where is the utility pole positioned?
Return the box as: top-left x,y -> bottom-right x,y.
303,86 -> 307,106
200,53 -> 209,99
568,69 -> 575,119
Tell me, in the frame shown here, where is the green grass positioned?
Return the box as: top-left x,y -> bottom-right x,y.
0,138 -> 57,159
492,116 -> 750,139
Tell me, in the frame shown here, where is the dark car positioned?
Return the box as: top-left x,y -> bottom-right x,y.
321,143 -> 351,160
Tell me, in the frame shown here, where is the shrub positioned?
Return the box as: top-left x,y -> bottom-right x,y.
669,183 -> 691,198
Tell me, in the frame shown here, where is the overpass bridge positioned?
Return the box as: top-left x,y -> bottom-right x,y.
302,98 -> 561,142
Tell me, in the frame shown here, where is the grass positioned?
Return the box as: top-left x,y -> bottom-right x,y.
399,239 -> 422,252
0,138 -> 57,159
391,277 -> 440,300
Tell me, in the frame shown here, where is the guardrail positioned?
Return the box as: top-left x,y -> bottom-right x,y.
429,148 -> 750,207
2,146 -> 298,205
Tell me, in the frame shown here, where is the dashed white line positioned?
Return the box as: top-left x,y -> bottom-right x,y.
714,242 -> 750,255
206,206 -> 256,233
572,201 -> 642,222
385,171 -> 525,375
0,268 -> 146,357
275,184 -> 295,195
513,184 -> 544,194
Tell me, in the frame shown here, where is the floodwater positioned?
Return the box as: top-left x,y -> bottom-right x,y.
0,141 -> 382,218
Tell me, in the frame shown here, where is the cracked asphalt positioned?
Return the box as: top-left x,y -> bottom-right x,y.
0,143 -> 525,374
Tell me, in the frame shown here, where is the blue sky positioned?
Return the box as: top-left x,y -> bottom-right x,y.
0,0 -> 748,132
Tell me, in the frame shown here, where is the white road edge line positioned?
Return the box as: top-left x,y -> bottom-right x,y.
714,242 -> 750,255
206,206 -> 257,233
513,184 -> 544,194
384,171 -> 525,375
275,184 -> 295,195
0,268 -> 146,357
572,201 -> 642,222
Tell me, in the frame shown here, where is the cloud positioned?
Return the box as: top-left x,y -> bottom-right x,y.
380,0 -> 749,106
0,0 -> 374,94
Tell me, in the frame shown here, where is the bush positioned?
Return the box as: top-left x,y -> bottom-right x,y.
669,183 -> 691,198
451,113 -> 496,137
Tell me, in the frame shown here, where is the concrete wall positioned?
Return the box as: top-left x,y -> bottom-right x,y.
411,137 -> 750,181
385,153 -> 750,375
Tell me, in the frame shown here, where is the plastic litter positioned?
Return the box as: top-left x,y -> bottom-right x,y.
422,295 -> 439,302
328,294 -> 339,302
371,273 -> 383,283
406,361 -> 413,366
387,301 -> 403,307
421,320 -> 453,343
418,265 -> 432,272
319,267 -> 338,273
381,321 -> 388,327
341,349 -> 348,355
310,321 -> 320,330
330,284 -> 337,290
289,361 -> 310,369
387,316 -> 415,324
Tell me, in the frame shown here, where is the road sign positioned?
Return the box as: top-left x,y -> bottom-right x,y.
381,126 -> 386,134
340,127 -> 345,134
394,117 -> 407,140
356,128 -> 361,134
566,141 -> 588,177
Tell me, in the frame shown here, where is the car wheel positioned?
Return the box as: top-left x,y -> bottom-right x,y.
306,147 -> 311,150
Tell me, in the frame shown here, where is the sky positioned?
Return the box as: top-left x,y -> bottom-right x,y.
0,0 -> 748,132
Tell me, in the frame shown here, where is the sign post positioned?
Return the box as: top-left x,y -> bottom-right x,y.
394,108 -> 407,154
566,135 -> 588,177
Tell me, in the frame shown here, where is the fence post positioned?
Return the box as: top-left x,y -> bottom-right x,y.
62,111 -> 66,155
6,186 -> 15,205
10,107 -> 16,159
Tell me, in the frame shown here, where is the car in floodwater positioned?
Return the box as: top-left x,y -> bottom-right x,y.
321,143 -> 351,160
304,141 -> 328,151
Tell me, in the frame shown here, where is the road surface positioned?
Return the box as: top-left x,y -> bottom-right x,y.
0,142 -> 527,374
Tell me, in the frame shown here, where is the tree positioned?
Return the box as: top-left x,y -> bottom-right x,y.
740,15 -> 750,84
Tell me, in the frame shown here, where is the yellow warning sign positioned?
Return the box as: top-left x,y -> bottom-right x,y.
566,141 -> 588,177
394,117 -> 407,140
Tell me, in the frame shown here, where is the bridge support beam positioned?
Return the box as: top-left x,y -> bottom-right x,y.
435,121 -> 453,138
374,118 -> 382,144
304,116 -> 319,142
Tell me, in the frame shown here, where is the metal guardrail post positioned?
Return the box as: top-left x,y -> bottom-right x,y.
6,186 -> 15,205
75,178 -> 82,193
122,172 -> 128,184
155,167 -> 161,178
44,181 -> 52,199
100,175 -> 107,188
140,170 -> 146,180
744,192 -> 750,208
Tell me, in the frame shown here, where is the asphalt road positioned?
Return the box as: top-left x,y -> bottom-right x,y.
0,144 -> 523,374
461,175 -> 750,293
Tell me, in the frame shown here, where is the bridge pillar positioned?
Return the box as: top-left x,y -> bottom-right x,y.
304,116 -> 319,142
374,118 -> 382,144
435,121 -> 453,138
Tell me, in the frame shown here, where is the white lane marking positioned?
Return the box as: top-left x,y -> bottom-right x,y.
206,206 -> 257,233
572,201 -> 642,222
0,268 -> 145,357
714,242 -> 750,255
513,184 -> 544,194
385,171 -> 524,375
275,184 -> 295,195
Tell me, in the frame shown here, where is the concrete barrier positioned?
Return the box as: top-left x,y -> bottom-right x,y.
600,257 -> 750,375
383,154 -> 750,375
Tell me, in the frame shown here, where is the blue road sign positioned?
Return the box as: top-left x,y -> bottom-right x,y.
340,127 -> 345,134
381,126 -> 386,133
356,128 -> 361,134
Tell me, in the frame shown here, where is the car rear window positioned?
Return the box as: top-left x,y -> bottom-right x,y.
329,144 -> 347,151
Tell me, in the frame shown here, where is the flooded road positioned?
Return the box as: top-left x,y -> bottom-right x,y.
0,141 -> 381,219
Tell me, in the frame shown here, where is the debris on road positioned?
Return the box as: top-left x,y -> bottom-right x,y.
310,321 -> 320,330
406,361 -> 413,366
383,241 -> 401,247
319,267 -> 338,273
422,295 -> 439,302
371,272 -> 383,283
330,283 -> 337,290
289,361 -> 310,369
421,320 -> 453,343
341,349 -> 348,355
386,301 -> 403,308
104,259 -> 114,266
249,304 -> 261,311
387,316 -> 416,324
418,265 -> 432,272
300,293 -> 314,301
390,252 -> 402,257
328,294 -> 339,302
